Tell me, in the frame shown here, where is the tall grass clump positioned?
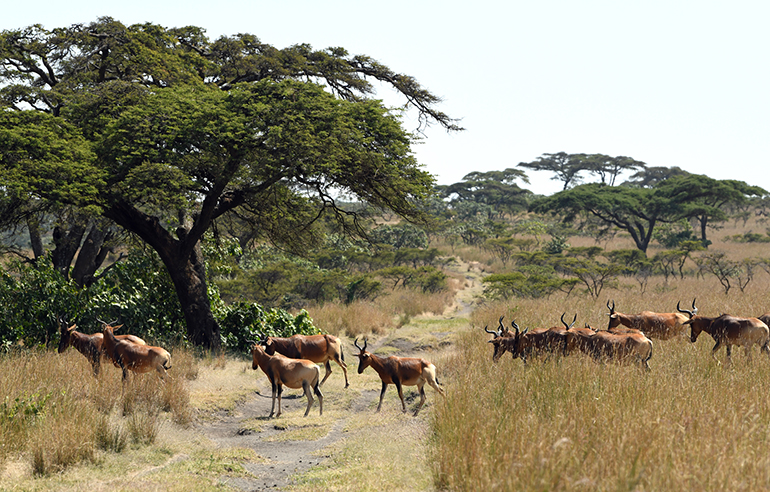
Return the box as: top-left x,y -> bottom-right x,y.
0,345 -> 194,474
432,282 -> 770,491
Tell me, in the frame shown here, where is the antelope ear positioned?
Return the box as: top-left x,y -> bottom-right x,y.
112,324 -> 124,332
67,324 -> 77,332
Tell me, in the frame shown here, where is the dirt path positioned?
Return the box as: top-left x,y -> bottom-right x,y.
196,257 -> 485,491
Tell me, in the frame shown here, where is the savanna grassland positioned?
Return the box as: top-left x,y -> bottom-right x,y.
3,216 -> 770,491
431,218 -> 770,491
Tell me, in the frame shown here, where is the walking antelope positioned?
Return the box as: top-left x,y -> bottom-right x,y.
101,321 -> 171,381
261,333 -> 349,387
57,317 -> 146,376
251,336 -> 323,418
683,312 -> 770,364
354,338 -> 444,416
607,299 -> 691,340
488,316 -> 571,363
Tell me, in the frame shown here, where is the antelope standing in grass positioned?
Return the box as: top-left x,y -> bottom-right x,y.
101,321 -> 171,381
57,317 -> 146,376
683,312 -> 770,364
354,338 -> 444,416
607,299 -> 692,340
590,327 -> 654,370
251,336 -> 323,418
261,333 -> 349,387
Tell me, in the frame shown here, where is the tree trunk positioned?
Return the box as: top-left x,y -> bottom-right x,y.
52,221 -> 87,279
71,223 -> 113,288
26,216 -> 45,259
163,240 -> 221,350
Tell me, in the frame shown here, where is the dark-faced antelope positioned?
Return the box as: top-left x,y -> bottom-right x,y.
262,333 -> 348,388
354,338 -> 444,416
251,336 -> 323,418
57,317 -> 146,376
607,299 -> 691,340
101,321 -> 171,381
488,316 -> 570,363
684,313 -> 770,364
484,316 -> 514,362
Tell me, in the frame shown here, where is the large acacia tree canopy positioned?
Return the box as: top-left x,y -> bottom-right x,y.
93,80 -> 434,245
0,18 -> 460,348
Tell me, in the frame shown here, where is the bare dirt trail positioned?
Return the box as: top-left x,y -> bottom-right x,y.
196,257 -> 485,491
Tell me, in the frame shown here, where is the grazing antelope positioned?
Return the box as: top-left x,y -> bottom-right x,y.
251,336 -> 323,418
564,322 -> 598,356
261,333 -> 349,388
684,313 -> 770,364
607,299 -> 691,340
488,316 -> 570,363
57,317 -> 146,376
101,321 -> 171,381
590,327 -> 654,370
485,316 -> 514,362
354,338 -> 444,416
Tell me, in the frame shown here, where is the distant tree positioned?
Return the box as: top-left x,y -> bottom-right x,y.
439,168 -> 532,218
530,183 -> 680,253
582,154 -> 646,186
656,175 -> 767,243
517,152 -> 586,190
623,166 -> 690,188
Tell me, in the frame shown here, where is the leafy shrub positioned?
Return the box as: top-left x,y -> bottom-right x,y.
216,303 -> 320,353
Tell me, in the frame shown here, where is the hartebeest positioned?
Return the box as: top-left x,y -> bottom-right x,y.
607,299 -> 691,340
57,317 -> 146,376
564,322 -> 598,356
684,313 -> 770,364
251,336 -> 323,418
485,316 -> 515,362
590,327 -> 654,370
262,334 -> 349,388
101,322 -> 171,381
488,316 -> 570,363
354,338 -> 444,416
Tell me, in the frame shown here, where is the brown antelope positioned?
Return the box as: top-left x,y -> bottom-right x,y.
488,316 -> 570,363
684,313 -> 770,364
607,299 -> 691,340
564,322 -> 598,356
354,338 -> 444,416
590,327 -> 654,370
485,316 -> 515,362
251,336 -> 323,418
57,317 -> 146,376
261,333 -> 349,388
101,321 -> 171,381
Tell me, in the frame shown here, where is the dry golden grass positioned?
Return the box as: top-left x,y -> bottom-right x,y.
432,217 -> 770,491
0,346 -> 196,476
307,286 -> 458,338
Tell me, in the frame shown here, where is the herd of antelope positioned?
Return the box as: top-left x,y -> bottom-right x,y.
58,297 -> 768,420
57,317 -> 445,418
485,299 -> 770,370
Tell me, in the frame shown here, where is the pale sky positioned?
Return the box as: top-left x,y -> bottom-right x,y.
4,1 -> 770,195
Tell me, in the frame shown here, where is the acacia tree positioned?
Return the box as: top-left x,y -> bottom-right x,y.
655,175 -> 766,243
437,168 -> 532,219
0,18 -> 460,349
529,183 -> 679,253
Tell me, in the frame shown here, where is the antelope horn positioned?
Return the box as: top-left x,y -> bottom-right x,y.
677,300 -> 695,318
484,325 -> 499,336
354,338 -> 363,351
